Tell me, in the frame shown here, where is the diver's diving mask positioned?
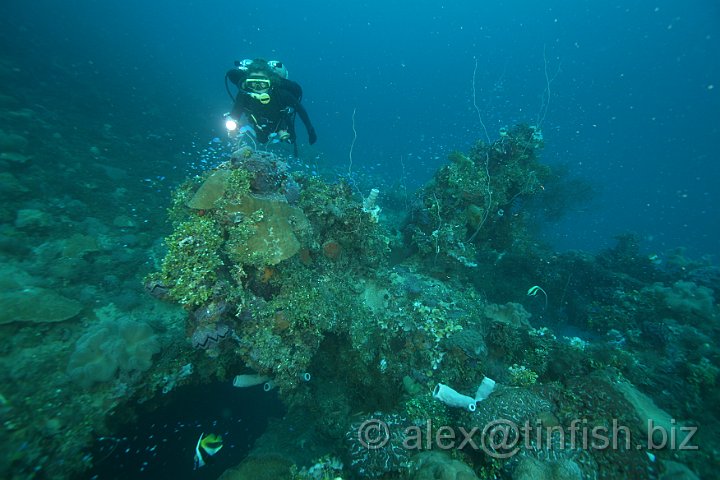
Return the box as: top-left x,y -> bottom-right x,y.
243,77 -> 271,93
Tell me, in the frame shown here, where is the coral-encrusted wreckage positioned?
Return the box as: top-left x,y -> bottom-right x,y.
2,125 -> 717,479
144,127 -> 716,479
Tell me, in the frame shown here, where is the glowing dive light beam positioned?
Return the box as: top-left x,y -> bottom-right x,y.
225,118 -> 238,131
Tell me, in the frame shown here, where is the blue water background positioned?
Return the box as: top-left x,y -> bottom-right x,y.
3,0 -> 719,257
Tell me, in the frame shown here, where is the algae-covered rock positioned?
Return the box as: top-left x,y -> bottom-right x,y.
659,461 -> 700,480
644,280 -> 716,320
217,454 -> 293,480
614,379 -> 690,445
0,93 -> 19,107
0,151 -> 30,163
228,194 -> 310,265
512,457 -> 582,480
0,287 -> 82,324
61,233 -> 100,257
0,172 -> 29,196
67,314 -> 160,387
408,451 -> 479,480
187,168 -> 231,209
0,263 -> 35,291
363,281 -> 389,314
15,208 -> 53,229
113,215 -> 137,228
0,131 -> 28,152
466,203 -> 485,229
484,302 -> 532,329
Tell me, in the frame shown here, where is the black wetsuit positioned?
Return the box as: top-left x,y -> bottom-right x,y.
226,68 -> 316,146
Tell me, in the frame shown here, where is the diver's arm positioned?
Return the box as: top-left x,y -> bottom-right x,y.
226,68 -> 249,86
276,86 -> 313,135
230,94 -> 250,119
292,99 -> 316,145
277,78 -> 303,101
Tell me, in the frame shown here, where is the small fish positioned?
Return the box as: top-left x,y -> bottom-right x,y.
194,432 -> 223,469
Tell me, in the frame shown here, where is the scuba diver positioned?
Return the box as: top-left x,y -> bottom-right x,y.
224,58 -> 317,155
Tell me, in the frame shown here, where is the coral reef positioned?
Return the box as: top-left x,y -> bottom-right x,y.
402,124 -> 550,273
1,89 -> 715,480
140,130 -> 715,480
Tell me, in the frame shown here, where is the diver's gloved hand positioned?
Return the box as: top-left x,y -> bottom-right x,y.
308,128 -> 317,145
226,68 -> 245,86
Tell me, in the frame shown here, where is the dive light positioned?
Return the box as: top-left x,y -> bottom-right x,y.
225,118 -> 238,132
